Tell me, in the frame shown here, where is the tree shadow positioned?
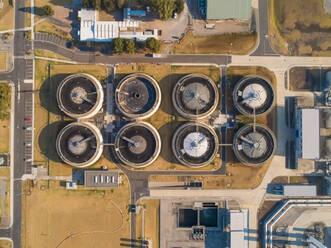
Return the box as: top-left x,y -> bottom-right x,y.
38,120 -> 72,162
39,73 -> 71,115
158,120 -> 187,164
19,7 -> 47,16
158,73 -> 190,116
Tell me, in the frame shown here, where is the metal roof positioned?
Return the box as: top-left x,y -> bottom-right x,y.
230,209 -> 248,248
206,0 -> 251,20
84,170 -> 119,188
301,109 -> 320,159
283,185 -> 317,197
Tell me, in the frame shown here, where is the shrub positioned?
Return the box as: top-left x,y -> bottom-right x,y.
125,39 -> 136,54
42,5 -> 54,16
146,37 -> 160,52
113,38 -> 124,54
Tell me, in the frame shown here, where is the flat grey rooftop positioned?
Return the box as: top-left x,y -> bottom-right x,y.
84,170 -> 119,188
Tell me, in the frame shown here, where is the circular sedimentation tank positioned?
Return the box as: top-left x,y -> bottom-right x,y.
172,122 -> 219,168
56,122 -> 103,167
115,122 -> 161,168
57,73 -> 104,119
115,74 -> 161,120
233,124 -> 276,167
172,74 -> 219,119
233,76 -> 274,116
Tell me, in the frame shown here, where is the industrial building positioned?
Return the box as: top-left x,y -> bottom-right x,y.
233,124 -> 276,166
78,9 -> 158,41
263,199 -> 331,248
84,170 -> 120,188
282,184 -> 317,197
115,74 -> 161,120
233,76 -> 275,116
56,122 -> 103,167
172,74 -> 219,120
172,122 -> 219,168
295,108 -> 331,161
115,122 -> 161,168
198,0 -> 252,20
57,73 -> 104,120
229,210 -> 249,248
160,199 -> 248,248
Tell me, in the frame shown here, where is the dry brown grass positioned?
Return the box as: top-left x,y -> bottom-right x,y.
0,0 -> 14,31
135,199 -> 159,247
0,168 -> 10,220
149,159 -> 271,189
0,82 -> 10,153
34,60 -> 111,176
0,119 -> 9,153
116,64 -> 221,171
21,178 -> 130,248
25,0 -> 31,28
0,52 -> 7,71
34,19 -> 72,40
171,31 -> 257,55
0,240 -> 12,248
34,49 -> 72,61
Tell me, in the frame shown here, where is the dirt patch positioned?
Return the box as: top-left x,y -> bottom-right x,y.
0,1 -> 14,31
171,31 -> 257,55
0,52 -> 7,71
289,66 -> 331,91
0,240 -> 12,248
21,179 -> 130,248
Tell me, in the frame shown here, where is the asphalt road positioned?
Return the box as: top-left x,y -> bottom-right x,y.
250,0 -> 278,56
0,0 -> 34,246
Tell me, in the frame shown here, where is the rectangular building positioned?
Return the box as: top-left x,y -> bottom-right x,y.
84,170 -> 119,188
199,0 -> 251,20
296,108 -> 320,160
230,209 -> 249,248
283,185 -> 317,197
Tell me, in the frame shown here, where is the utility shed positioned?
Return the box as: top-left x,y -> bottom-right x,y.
283,185 -> 317,197
201,0 -> 251,20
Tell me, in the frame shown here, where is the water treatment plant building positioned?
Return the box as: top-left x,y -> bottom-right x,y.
172,74 -> 219,119
172,122 -> 219,168
115,122 -> 161,168
57,73 -> 104,119
233,76 -> 274,116
233,124 -> 276,167
56,122 -> 103,167
115,73 -> 161,120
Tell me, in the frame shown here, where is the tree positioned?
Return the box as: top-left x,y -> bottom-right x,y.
298,43 -> 312,55
95,0 -> 101,10
102,0 -> 116,11
116,0 -> 126,9
125,39 -> 136,54
82,0 -> 94,8
152,0 -> 176,20
174,0 -> 184,14
42,5 -> 54,16
113,38 -> 124,54
146,38 -> 160,52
